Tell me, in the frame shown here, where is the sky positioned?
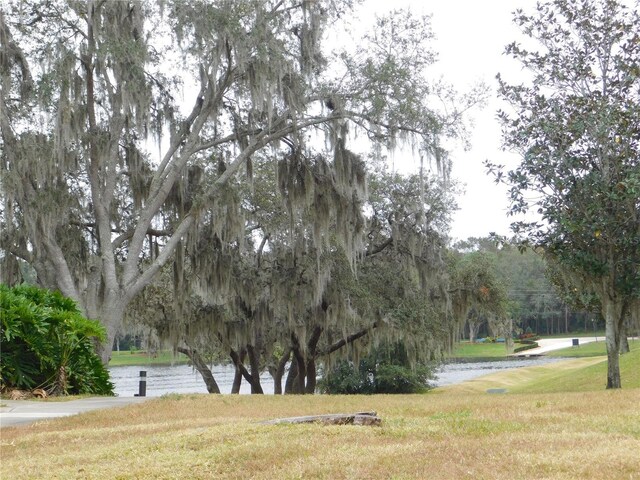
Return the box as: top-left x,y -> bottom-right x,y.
359,0 -> 538,241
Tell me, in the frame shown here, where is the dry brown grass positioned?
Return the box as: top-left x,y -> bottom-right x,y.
1,390 -> 639,479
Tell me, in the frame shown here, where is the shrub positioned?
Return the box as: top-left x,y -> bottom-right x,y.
319,360 -> 375,395
319,344 -> 434,394
373,363 -> 432,394
518,332 -> 539,340
0,284 -> 114,396
513,342 -> 539,353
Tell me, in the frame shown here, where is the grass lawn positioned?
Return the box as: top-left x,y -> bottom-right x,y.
548,337 -> 639,357
453,336 -> 638,360
2,352 -> 639,479
108,350 -> 189,367
450,341 -> 509,359
440,347 -> 640,395
1,390 -> 638,479
537,331 -> 607,339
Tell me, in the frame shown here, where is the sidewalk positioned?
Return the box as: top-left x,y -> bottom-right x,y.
0,396 -> 150,428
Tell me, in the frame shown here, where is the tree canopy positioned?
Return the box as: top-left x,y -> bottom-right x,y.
0,1 -> 483,365
129,163 -> 456,394
490,0 -> 640,388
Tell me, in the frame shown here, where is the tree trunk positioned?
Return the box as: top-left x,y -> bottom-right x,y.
620,322 -> 630,354
230,348 -> 260,392
96,305 -> 125,364
468,320 -> 480,343
285,356 -> 299,394
291,345 -> 307,394
305,326 -> 322,394
176,347 -> 221,394
231,365 -> 243,394
271,348 -> 291,395
504,318 -> 514,354
620,335 -> 630,354
52,365 -> 68,396
546,318 -> 550,335
230,348 -> 245,394
288,333 -> 309,394
603,300 -> 623,389
246,345 -> 264,394
305,357 -> 317,394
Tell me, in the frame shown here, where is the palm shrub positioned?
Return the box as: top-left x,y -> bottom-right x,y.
0,284 -> 113,395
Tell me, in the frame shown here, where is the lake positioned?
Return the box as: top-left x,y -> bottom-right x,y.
430,356 -> 565,387
109,356 -> 565,396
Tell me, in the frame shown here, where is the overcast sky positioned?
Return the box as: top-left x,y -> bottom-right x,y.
358,0 -> 538,241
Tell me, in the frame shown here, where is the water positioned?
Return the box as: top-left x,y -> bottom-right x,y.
431,356 -> 566,387
108,364 -> 274,396
109,357 -> 564,396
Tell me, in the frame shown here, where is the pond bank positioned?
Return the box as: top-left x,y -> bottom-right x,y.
108,356 -> 567,396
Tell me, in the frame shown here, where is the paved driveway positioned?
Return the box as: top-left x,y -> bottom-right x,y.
512,336 -> 601,356
0,396 -> 150,428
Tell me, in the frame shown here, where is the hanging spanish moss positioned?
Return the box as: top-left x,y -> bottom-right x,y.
276,138 -> 367,267
2,1 -> 469,374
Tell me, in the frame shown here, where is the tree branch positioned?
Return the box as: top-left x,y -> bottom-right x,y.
256,233 -> 270,268
111,227 -> 173,249
366,237 -> 393,257
320,322 -> 379,357
229,347 -> 254,385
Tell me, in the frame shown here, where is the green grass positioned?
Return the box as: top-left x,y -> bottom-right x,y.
515,347 -> 640,393
549,338 -> 639,357
441,347 -> 640,395
450,341 -> 509,359
108,350 -> 189,367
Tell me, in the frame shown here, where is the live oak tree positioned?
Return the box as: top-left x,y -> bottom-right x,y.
270,166 -> 456,394
136,162 -> 455,395
1,1 -> 480,362
448,249 -> 510,348
490,0 -> 640,387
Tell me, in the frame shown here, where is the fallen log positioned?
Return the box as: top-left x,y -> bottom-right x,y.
261,411 -> 381,426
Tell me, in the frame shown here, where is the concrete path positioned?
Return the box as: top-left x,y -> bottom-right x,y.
0,396 -> 150,428
512,336 -> 601,356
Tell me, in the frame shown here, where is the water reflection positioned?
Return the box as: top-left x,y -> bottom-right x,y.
109,357 -> 565,396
